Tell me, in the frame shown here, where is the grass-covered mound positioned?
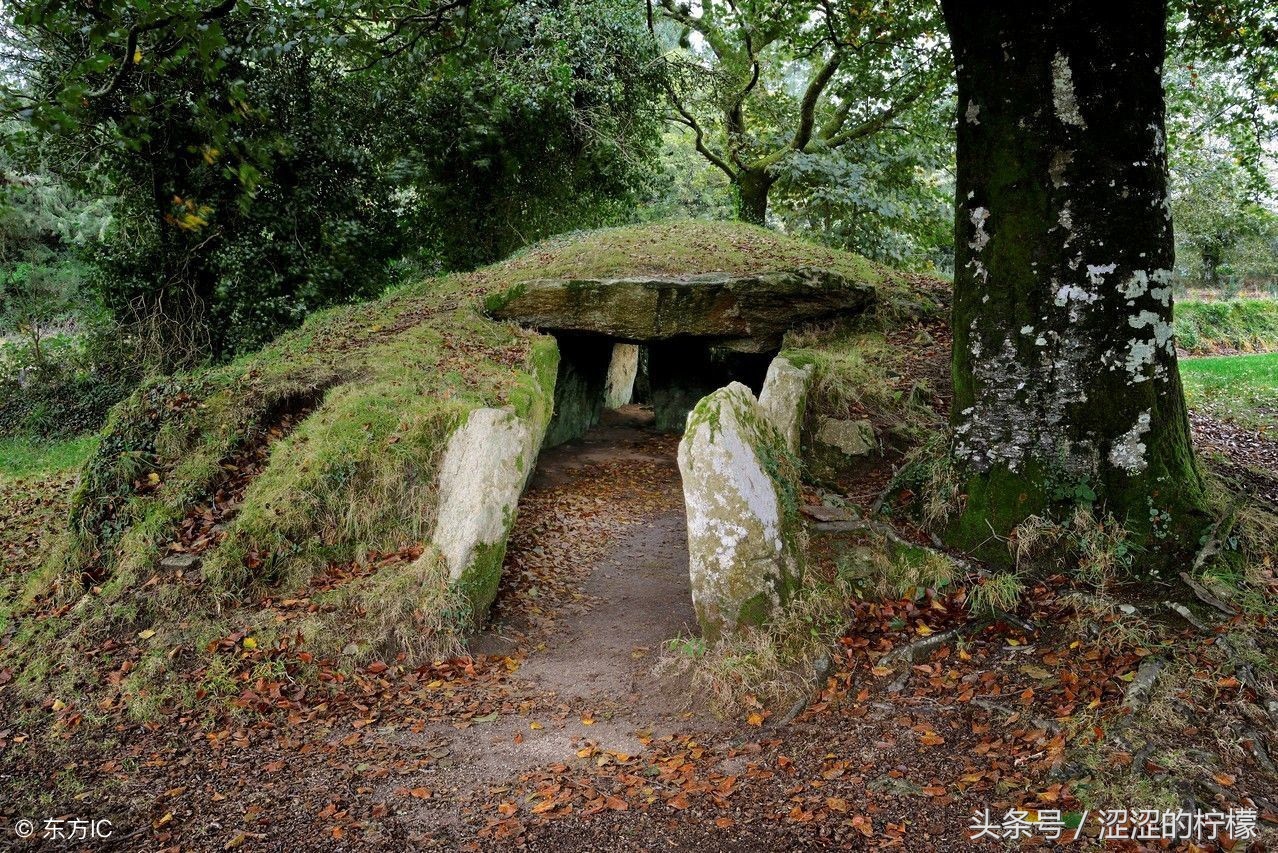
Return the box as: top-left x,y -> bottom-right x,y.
2,220 -> 930,719
1175,297 -> 1278,354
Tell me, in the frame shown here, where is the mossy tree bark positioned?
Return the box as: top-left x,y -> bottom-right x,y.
941,0 -> 1208,572
736,168 -> 773,226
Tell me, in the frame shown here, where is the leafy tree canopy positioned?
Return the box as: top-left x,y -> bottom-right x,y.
656,0 -> 949,224
1,0 -> 664,360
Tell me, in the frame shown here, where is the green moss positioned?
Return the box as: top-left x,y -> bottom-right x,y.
454,539 -> 509,619
949,461 -> 1051,559
482,282 -> 529,314
684,391 -> 723,440
778,349 -> 817,370
735,591 -> 773,628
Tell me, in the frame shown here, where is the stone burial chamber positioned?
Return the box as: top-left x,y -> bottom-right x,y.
487,267 -> 875,442
473,266 -> 876,638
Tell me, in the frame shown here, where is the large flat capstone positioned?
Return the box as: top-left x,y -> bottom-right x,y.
678,382 -> 804,640
487,268 -> 875,352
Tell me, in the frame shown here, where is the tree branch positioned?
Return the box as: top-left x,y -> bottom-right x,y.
85,0 -> 238,99
824,81 -> 927,148
753,50 -> 842,170
790,53 -> 841,153
666,96 -> 736,181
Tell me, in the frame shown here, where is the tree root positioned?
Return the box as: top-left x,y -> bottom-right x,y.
1178,571 -> 1236,616
1243,729 -> 1277,776
882,620 -> 987,666
775,654 -> 833,727
1163,600 -> 1211,632
811,516 -> 974,573
878,618 -> 991,694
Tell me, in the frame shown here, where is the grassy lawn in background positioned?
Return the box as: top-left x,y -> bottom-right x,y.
1180,352 -> 1278,431
0,433 -> 98,481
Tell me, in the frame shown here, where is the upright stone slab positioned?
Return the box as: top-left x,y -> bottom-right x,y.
678,383 -> 804,640
429,406 -> 546,613
603,343 -> 639,409
543,335 -> 612,448
758,356 -> 814,454
805,416 -> 880,486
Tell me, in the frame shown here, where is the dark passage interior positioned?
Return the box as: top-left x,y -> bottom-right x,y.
543,332 -> 775,446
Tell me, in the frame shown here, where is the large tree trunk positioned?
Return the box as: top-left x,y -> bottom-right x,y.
941,0 -> 1207,570
736,169 -> 772,225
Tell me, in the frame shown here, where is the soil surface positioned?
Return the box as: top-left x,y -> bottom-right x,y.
1190,411 -> 1278,506
3,399 -> 1276,851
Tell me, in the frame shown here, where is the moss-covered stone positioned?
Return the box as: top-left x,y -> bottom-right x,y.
757,356 -> 814,454
542,335 -> 611,448
603,343 -> 640,409
678,382 -> 805,641
488,268 -> 877,354
9,219 -> 914,710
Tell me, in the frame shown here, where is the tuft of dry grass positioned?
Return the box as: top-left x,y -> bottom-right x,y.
967,572 -> 1025,616
658,575 -> 854,713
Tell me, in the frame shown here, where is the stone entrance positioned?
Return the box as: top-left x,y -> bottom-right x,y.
540,333 -> 776,445
487,267 -> 874,445
483,267 -> 875,638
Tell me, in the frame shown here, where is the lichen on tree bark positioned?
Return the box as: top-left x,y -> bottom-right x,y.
941,0 -> 1208,573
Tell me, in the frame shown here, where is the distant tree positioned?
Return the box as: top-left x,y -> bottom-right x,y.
656,0 -> 947,225
1163,51 -> 1278,290
0,156 -> 104,367
0,247 -> 80,369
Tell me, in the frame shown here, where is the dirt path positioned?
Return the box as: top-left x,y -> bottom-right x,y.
490,406 -> 696,708
377,408 -> 720,840
5,404 -> 1276,850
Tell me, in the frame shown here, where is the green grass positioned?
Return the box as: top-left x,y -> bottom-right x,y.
1175,298 -> 1278,354
1180,352 -> 1277,430
474,219 -> 942,322
0,434 -> 98,480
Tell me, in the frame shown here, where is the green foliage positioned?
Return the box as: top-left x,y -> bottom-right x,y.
0,369 -> 135,438
386,0 -> 665,269
1174,298 -> 1278,354
0,145 -> 108,360
770,101 -> 955,272
657,0 -> 949,225
1166,9 -> 1278,293
3,0 -> 664,362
